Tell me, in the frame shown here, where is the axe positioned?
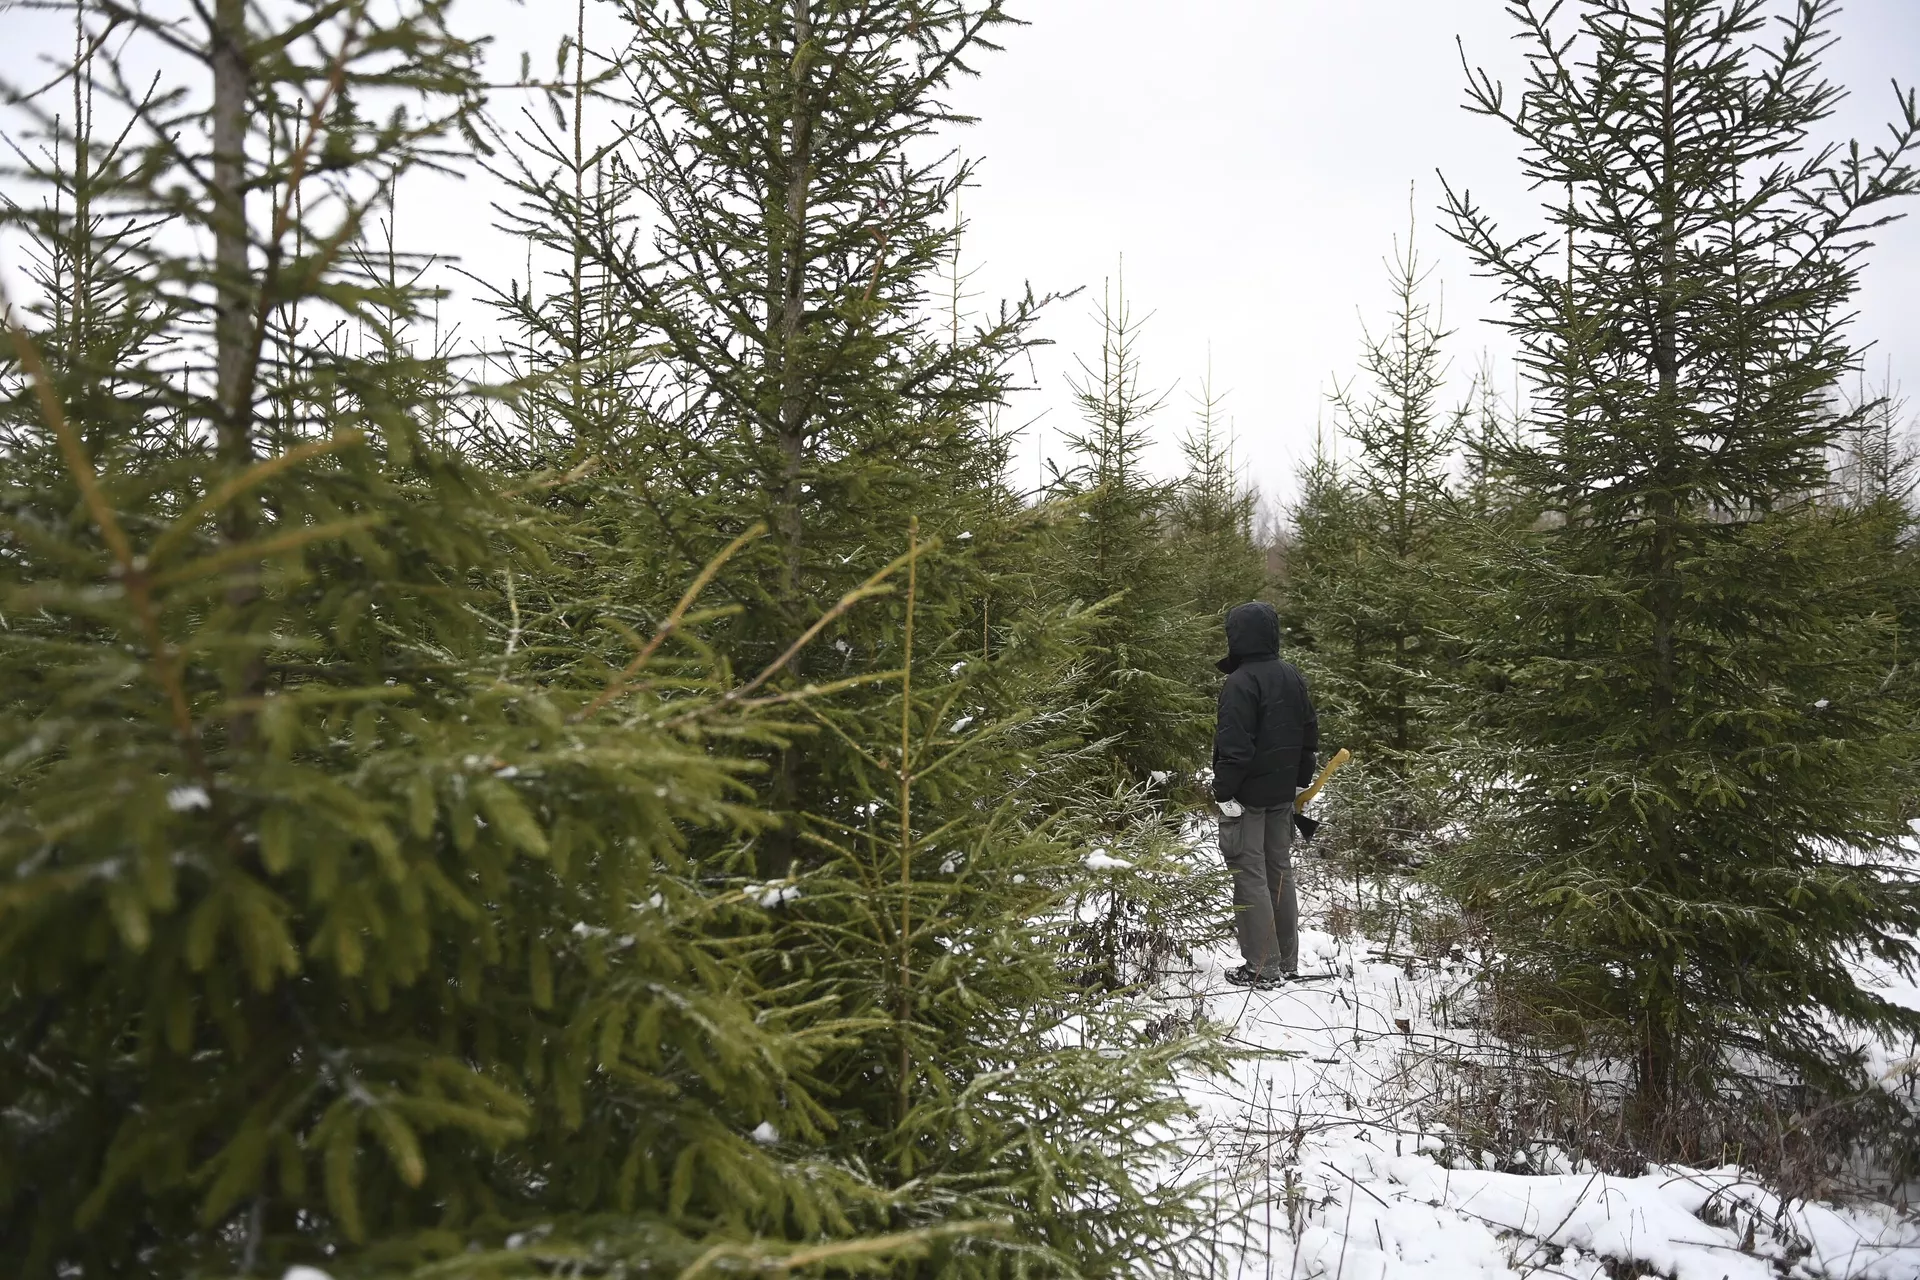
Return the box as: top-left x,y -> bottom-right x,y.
1292,748 -> 1352,841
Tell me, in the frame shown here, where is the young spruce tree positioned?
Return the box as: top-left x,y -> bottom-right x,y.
1044,283 -> 1213,783
1171,374 -> 1268,625
0,4 -> 939,1275
1443,0 -> 1920,1150
1285,218 -> 1467,864
473,2 -> 1227,1272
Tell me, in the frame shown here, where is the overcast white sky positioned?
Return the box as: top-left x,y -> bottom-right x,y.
5,1 -> 1918,507
940,0 -> 1920,502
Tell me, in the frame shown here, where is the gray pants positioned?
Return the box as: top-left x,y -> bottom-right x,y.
1219,805 -> 1297,978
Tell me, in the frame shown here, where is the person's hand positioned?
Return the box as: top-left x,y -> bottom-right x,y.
1218,799 -> 1244,818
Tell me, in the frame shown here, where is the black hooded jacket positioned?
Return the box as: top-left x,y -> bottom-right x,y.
1211,602 -> 1318,809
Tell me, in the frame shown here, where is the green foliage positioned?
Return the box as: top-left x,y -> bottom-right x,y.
1828,385 -> 1920,814
1288,222 -> 1463,772
1042,285 -> 1214,783
1056,777 -> 1234,994
0,5 -> 928,1273
746,534 -> 1229,1275
481,0 -> 1057,882
1439,0 -> 1920,1142
1281,433 -> 1364,753
1170,377 -> 1268,627
426,0 -> 1230,1272
1281,222 -> 1471,869
0,0 -> 1235,1270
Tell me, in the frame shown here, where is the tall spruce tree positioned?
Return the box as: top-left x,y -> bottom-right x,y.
0,4 -> 963,1275
1320,215 -> 1464,772
1442,0 -> 1920,1147
1172,373 -> 1268,625
1282,222 -> 1469,865
1044,282 -> 1212,782
502,0 -> 1056,883
470,3 -> 1228,1273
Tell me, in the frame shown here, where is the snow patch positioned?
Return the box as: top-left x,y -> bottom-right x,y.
1158,835 -> 1920,1280
747,882 -> 801,909
166,785 -> 210,812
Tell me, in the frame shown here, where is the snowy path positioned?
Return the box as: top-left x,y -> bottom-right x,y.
1163,875 -> 1920,1280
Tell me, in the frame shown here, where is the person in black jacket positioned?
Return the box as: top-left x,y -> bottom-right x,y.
1211,601 -> 1318,988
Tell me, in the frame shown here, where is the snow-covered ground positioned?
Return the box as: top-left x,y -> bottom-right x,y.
1164,862 -> 1920,1280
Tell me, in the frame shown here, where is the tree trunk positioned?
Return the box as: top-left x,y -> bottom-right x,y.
1637,13 -> 1685,1146
212,0 -> 251,484
774,0 -> 815,604
760,0 -> 816,880
1636,991 -> 1677,1119
1648,5 -> 1682,863
211,0 -> 263,747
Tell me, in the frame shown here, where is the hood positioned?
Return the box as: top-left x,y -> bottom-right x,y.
1216,600 -> 1280,674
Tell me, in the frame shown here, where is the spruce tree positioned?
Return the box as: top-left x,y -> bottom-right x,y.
1171,373 -> 1268,626
1457,361 -> 1533,525
0,5 -> 926,1274
483,0 -> 1056,886
1826,381 -> 1920,818
1330,220 -> 1463,766
1283,223 -> 1468,864
471,3 -> 1228,1272
1043,283 -> 1212,783
1023,290 -> 1229,1014
1442,0 -> 1920,1147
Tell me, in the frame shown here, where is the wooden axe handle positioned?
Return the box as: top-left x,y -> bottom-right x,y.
1294,748 -> 1352,813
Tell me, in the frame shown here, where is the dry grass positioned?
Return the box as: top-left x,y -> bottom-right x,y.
1304,846 -> 1920,1207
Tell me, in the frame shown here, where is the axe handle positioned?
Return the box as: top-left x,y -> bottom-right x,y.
1294,748 -> 1352,813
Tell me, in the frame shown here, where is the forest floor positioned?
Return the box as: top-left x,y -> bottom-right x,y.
1159,842 -> 1920,1280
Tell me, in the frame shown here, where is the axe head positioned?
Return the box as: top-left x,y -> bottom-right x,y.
1292,811 -> 1320,842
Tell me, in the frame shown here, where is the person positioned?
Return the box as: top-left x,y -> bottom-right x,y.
1211,600 -> 1318,989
